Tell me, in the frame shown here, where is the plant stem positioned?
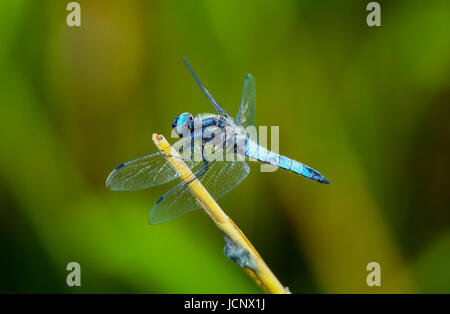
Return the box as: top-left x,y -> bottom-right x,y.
152,134 -> 290,294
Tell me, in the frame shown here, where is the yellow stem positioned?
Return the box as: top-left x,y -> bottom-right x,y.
152,134 -> 290,294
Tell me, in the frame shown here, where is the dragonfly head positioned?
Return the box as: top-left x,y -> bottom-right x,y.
172,112 -> 194,138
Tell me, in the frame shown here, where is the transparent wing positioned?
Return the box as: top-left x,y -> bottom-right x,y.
183,57 -> 233,120
106,136 -> 203,191
235,74 -> 256,128
149,159 -> 250,224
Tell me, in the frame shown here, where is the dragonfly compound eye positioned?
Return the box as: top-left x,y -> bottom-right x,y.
177,115 -> 187,127
172,116 -> 179,129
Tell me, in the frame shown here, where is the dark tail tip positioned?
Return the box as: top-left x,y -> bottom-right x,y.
311,169 -> 330,184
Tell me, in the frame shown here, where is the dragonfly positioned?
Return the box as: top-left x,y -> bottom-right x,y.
106,57 -> 329,224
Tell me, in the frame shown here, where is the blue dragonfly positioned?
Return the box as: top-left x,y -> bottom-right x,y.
106,58 -> 329,224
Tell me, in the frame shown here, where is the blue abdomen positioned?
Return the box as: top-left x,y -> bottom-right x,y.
245,139 -> 329,184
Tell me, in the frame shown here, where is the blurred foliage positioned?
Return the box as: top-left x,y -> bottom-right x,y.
0,0 -> 450,293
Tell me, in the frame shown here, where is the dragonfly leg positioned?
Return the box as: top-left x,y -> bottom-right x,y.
185,159 -> 212,185
190,141 -> 211,180
196,160 -> 210,177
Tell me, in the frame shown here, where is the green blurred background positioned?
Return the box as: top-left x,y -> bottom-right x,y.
1,0 -> 450,293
